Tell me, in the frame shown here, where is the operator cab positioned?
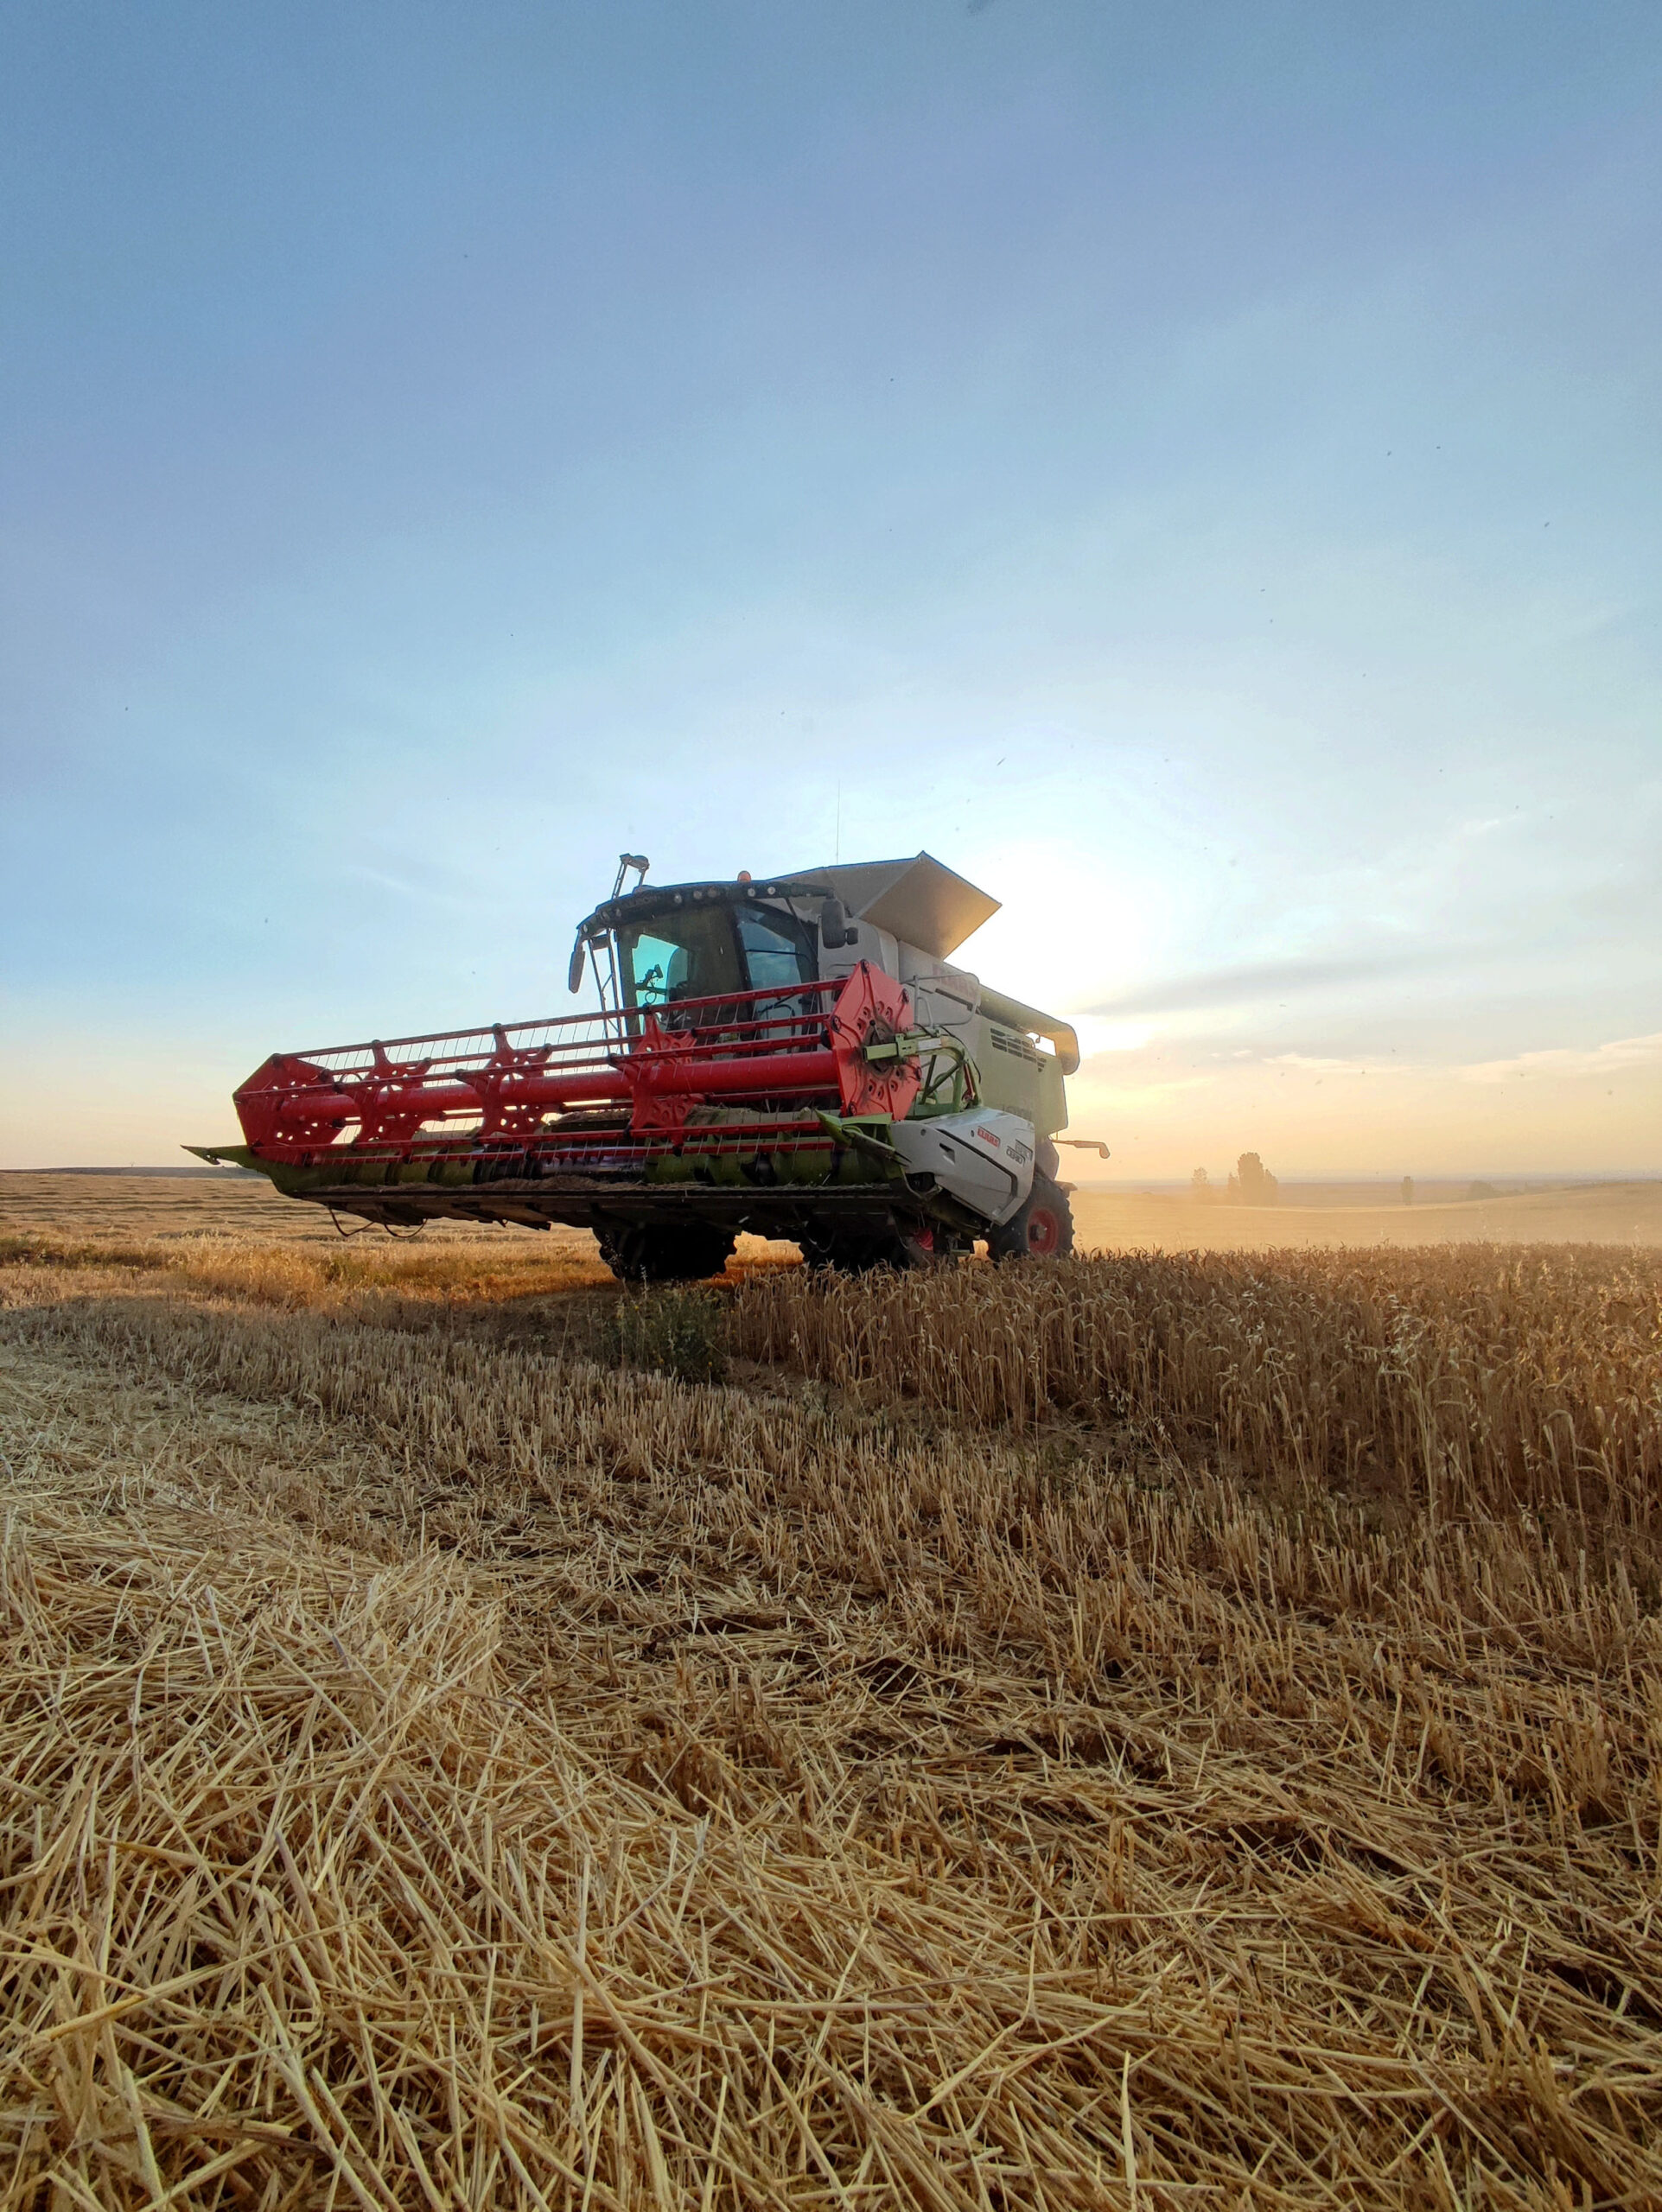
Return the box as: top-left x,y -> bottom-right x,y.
571,876 -> 840,1016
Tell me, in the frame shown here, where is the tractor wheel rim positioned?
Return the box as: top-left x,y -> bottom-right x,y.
1027,1206 -> 1061,1255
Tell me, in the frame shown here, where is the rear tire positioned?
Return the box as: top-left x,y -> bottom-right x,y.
597,1222 -> 736,1282
988,1172 -> 1074,1261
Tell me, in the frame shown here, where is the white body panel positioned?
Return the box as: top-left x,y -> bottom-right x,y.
818,926 -> 900,991
887,1108 -> 1036,1227
764,886 -> 1067,1145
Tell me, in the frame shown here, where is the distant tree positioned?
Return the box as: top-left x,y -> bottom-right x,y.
1468,1180 -> 1500,1201
1230,1152 -> 1278,1205
1401,1176 -> 1414,1205
1190,1166 -> 1212,1201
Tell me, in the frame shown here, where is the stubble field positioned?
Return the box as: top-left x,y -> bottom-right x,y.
2,1173 -> 1660,2208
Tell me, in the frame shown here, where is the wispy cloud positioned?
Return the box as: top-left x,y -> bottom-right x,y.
1079,1032 -> 1662,1089
1069,1015 -> 1156,1057
1263,1052 -> 1408,1077
1459,1033 -> 1662,1084
1085,950 -> 1434,1018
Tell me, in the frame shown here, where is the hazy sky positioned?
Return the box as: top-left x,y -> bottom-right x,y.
3,2 -> 1659,1174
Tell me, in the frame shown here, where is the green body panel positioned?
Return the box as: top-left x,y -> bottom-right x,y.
187,1147 -> 483,1198
657,1107 -> 897,1188
190,1117 -> 904,1201
963,1014 -> 1068,1136
645,1128 -> 892,1188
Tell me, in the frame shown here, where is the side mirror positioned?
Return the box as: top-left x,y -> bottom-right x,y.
567,938 -> 586,995
819,896 -> 856,950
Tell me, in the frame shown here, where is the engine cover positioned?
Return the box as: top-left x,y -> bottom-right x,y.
887,1108 -> 1035,1227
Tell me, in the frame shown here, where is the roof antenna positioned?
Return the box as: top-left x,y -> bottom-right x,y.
612,853 -> 648,899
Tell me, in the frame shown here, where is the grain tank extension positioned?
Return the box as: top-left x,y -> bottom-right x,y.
190,852 -> 1104,1275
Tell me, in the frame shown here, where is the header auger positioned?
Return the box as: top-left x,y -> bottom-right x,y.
193,851 -> 1101,1276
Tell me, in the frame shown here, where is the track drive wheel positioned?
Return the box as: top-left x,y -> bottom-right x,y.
988,1172 -> 1074,1261
797,1223 -> 963,1273
597,1222 -> 736,1283
894,1224 -> 966,1268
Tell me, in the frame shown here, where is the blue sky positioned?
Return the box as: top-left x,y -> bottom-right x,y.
3,1 -> 1659,1173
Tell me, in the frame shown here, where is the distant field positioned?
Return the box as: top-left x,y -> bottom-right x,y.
2,1175 -> 1659,2204
0,1169 -> 606,1250
1069,1177 -> 1662,1249
7,1167 -> 1661,1254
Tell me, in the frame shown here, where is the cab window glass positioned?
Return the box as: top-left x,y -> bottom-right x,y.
736,906 -> 817,989
627,933 -> 680,1007
617,907 -> 742,1008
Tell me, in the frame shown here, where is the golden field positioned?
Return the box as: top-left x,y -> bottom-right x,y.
1070,1179 -> 1662,1254
1,1173 -> 1660,2207
7,1166 -> 1661,1256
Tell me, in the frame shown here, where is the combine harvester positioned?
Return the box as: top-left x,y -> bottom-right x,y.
192,852 -> 1103,1276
